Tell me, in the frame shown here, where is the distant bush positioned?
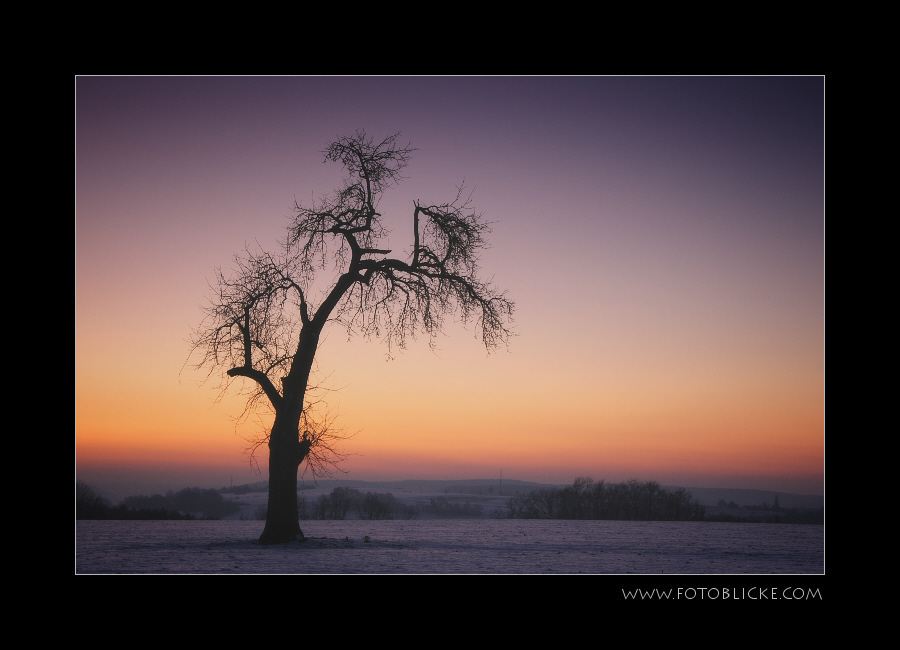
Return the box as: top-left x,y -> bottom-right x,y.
76,481 -> 195,520
423,496 -> 483,518
505,477 -> 706,521
359,491 -> 419,520
76,481 -> 111,519
707,502 -> 823,524
221,482 -> 262,495
299,488 -> 418,520
124,487 -> 240,519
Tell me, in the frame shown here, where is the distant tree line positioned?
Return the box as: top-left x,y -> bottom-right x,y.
502,477 -> 706,521
423,496 -> 483,518
124,487 -> 241,519
256,489 -> 485,521
76,482 -> 240,520
708,497 -> 823,524
220,481 -> 269,495
290,488 -> 419,521
76,482 -> 194,520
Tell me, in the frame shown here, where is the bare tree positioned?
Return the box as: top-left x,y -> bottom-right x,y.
189,131 -> 514,544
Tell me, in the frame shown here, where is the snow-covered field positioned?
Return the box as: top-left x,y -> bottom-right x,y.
75,519 -> 824,574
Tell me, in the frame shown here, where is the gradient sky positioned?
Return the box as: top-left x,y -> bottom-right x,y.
75,76 -> 824,498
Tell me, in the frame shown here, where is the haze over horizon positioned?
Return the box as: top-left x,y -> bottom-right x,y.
76,76 -> 824,500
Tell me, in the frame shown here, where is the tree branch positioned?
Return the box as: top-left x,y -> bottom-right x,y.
226,366 -> 284,410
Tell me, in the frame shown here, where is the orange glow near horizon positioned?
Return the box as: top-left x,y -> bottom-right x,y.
76,289 -> 824,492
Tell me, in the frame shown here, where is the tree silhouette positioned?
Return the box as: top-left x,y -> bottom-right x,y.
189,131 -> 514,544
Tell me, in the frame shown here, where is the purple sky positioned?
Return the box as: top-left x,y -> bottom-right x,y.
76,76 -> 824,498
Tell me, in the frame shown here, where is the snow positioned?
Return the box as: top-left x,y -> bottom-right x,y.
75,519 -> 824,574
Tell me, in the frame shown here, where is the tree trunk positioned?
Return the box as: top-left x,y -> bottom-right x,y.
258,330 -> 318,545
259,413 -> 305,544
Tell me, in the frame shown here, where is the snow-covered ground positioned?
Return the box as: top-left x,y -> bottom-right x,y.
75,519 -> 824,574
